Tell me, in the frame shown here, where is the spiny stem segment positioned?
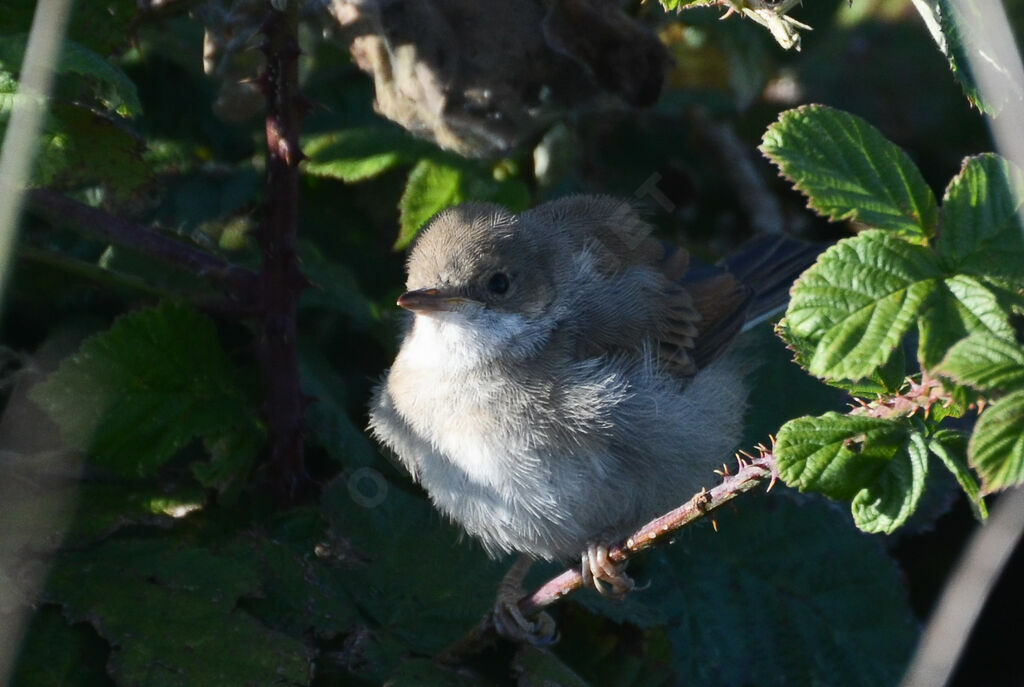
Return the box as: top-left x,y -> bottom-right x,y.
520,452 -> 775,615
257,0 -> 309,500
440,452 -> 776,662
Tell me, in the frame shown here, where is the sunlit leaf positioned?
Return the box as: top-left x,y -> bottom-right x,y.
782,230 -> 941,381
969,389 -> 1024,493
936,332 -> 1024,393
761,105 -> 938,237
937,154 -> 1024,280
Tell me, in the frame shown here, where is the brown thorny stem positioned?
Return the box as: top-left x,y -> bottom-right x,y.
440,373 -> 963,661
257,3 -> 309,499
438,450 -> 778,663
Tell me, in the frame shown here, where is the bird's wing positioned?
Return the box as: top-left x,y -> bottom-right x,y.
526,196 -> 709,376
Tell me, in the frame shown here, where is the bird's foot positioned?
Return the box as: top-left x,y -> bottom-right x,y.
492,555 -> 558,645
581,542 -> 634,598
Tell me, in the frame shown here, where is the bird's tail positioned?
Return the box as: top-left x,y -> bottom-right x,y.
719,235 -> 826,332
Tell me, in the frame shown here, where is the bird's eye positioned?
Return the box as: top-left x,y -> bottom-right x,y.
487,272 -> 510,295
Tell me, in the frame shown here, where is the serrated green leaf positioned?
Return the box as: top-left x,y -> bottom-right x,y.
397,158 -> 464,249
918,274 -> 1017,369
937,154 -> 1024,279
929,429 -> 987,520
661,495 -> 916,686
851,430 -> 929,533
936,332 -> 1024,393
0,34 -> 141,115
47,538 -> 312,687
969,389 -> 1024,493
915,0 -> 1024,114
761,105 -> 938,237
29,302 -> 257,477
782,230 -> 941,380
302,127 -> 429,182
776,412 -> 909,499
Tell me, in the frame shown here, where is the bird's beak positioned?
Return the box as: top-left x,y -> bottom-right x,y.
396,288 -> 472,313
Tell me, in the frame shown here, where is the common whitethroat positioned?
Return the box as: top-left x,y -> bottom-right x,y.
369,195 -> 817,617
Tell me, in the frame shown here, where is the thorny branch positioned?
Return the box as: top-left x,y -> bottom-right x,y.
848,373 -> 959,420
256,1 -> 310,499
440,452 -> 777,662
441,374 -> 966,660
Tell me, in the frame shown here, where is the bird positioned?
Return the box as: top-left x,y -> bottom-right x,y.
368,195 -> 817,636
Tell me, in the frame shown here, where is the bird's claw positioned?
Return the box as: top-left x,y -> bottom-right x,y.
492,555 -> 558,645
492,600 -> 558,646
581,542 -> 634,599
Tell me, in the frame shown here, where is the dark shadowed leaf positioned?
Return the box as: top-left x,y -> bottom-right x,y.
47,537 -> 312,687
659,494 -> 916,686
29,302 -> 258,478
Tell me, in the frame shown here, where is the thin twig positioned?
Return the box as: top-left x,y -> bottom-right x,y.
257,1 -> 310,499
440,453 -> 776,661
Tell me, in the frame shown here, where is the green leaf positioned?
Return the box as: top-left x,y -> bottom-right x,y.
320,474 -> 506,654
782,230 -> 941,381
917,274 -> 1017,369
851,430 -> 929,534
761,105 -> 938,237
0,34 -> 141,115
192,422 -> 265,493
225,510 -> 359,640
302,127 -> 429,182
298,240 -> 376,330
397,158 -> 464,249
777,411 -> 911,494
937,154 -> 1024,280
913,0 -> 1024,114
8,103 -> 150,196
396,157 -> 531,250
936,332 -> 1024,393
29,302 -> 257,477
929,429 -> 987,520
969,389 -> 1024,493
47,537 -> 312,687
661,495 -> 916,686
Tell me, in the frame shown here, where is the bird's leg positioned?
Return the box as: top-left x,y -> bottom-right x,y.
492,554 -> 558,645
581,541 -> 634,598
